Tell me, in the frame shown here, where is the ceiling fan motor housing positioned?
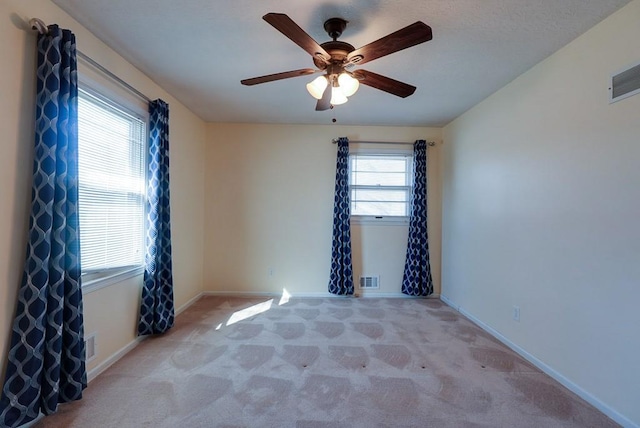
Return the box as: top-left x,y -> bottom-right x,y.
314,40 -> 355,69
313,17 -> 358,72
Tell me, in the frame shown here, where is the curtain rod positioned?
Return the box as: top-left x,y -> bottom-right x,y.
29,18 -> 152,104
332,139 -> 436,147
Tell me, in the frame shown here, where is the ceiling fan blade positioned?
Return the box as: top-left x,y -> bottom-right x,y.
241,68 -> 319,86
315,84 -> 332,111
263,13 -> 330,63
352,69 -> 416,98
347,22 -> 432,66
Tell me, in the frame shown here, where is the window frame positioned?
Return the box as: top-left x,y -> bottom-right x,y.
77,78 -> 149,293
349,147 -> 414,226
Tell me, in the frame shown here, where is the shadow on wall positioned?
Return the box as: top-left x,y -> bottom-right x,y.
1,13 -> 38,379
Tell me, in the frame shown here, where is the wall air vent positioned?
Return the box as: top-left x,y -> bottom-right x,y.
85,333 -> 97,362
359,276 -> 380,289
610,61 -> 640,103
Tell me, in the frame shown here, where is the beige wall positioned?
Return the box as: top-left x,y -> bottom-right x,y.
0,0 -> 205,376
442,1 -> 640,426
204,123 -> 442,297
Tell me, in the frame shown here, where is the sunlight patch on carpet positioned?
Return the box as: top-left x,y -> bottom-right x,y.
226,299 -> 273,326
279,288 -> 291,305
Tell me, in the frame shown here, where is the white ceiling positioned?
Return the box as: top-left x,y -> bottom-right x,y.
51,0 -> 630,127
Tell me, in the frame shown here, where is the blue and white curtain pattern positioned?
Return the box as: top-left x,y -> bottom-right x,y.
328,137 -> 354,295
138,99 -> 175,335
0,25 -> 86,427
402,140 -> 434,296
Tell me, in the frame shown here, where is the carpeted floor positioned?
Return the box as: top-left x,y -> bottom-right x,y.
36,296 -> 618,427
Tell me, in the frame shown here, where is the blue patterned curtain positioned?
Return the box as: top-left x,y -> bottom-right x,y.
328,137 -> 354,295
0,25 -> 86,427
138,100 -> 175,335
402,140 -> 434,296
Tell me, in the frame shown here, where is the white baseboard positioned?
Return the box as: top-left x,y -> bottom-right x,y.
355,292 -> 441,299
439,294 -> 459,311
202,290 -> 440,299
440,295 -> 638,428
86,291 -> 203,383
202,290 -> 299,298
86,336 -> 146,383
176,292 -> 204,315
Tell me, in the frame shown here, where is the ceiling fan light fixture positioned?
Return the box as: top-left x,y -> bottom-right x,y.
330,86 -> 348,105
306,75 -> 328,99
338,73 -> 359,97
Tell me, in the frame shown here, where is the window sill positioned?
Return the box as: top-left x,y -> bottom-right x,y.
351,216 -> 410,226
82,266 -> 144,294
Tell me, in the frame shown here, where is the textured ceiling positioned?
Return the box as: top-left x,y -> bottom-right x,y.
51,0 -> 630,126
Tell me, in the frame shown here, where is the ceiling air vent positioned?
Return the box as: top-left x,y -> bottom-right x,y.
610,61 -> 640,103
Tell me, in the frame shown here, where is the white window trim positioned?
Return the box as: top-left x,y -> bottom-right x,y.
78,67 -> 149,119
349,147 -> 413,226
350,216 -> 410,226
78,81 -> 148,124
77,74 -> 149,292
82,266 -> 144,294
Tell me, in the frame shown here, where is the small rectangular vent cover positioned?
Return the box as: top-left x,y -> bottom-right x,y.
85,333 -> 97,362
610,61 -> 640,103
359,276 -> 380,289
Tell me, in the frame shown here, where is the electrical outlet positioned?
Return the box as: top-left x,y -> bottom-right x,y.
513,306 -> 520,322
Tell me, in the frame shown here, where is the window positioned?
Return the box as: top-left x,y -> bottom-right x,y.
77,88 -> 146,282
349,152 -> 413,220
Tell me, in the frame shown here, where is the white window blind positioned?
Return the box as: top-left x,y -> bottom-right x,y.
350,153 -> 413,217
78,89 -> 146,272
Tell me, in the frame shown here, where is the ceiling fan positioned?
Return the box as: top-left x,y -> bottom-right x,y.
241,13 -> 433,111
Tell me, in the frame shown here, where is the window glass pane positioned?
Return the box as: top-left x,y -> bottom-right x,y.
352,201 -> 408,216
351,156 -> 409,186
352,157 -> 407,173
349,153 -> 413,217
78,90 -> 146,272
352,171 -> 408,186
351,189 -> 409,203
